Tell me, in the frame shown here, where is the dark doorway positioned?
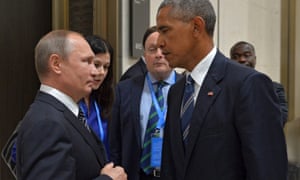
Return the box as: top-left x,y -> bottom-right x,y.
0,0 -> 51,179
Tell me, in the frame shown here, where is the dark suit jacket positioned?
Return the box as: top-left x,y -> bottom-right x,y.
119,57 -> 147,81
110,72 -> 182,180
273,81 -> 288,126
16,92 -> 111,180
161,51 -> 287,180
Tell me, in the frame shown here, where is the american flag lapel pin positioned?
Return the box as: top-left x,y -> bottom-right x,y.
208,91 -> 214,96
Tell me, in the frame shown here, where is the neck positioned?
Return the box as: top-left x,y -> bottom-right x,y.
83,96 -> 90,113
150,71 -> 172,82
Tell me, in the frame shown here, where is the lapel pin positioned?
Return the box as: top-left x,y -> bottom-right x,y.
208,91 -> 214,96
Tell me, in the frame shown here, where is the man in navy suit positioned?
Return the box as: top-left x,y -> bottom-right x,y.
156,0 -> 287,180
109,26 -> 182,180
230,41 -> 288,126
16,30 -> 126,180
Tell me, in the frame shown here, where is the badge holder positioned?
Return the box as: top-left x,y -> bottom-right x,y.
151,128 -> 163,168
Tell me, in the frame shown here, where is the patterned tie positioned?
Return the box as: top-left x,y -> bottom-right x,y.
140,81 -> 165,174
78,108 -> 91,132
181,75 -> 195,146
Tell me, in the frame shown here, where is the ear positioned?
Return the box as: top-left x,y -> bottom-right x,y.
49,54 -> 62,74
192,16 -> 205,36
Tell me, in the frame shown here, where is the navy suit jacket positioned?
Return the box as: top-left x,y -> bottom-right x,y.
272,81 -> 288,126
119,57 -> 147,81
161,51 -> 288,180
110,72 -> 182,180
16,92 -> 111,180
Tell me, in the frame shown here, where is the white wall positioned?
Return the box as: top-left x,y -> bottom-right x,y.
218,0 -> 281,82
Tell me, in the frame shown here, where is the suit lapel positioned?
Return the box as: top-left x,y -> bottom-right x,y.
64,110 -> 107,166
37,92 -> 107,166
131,76 -> 145,148
183,52 -> 227,172
167,78 -> 186,172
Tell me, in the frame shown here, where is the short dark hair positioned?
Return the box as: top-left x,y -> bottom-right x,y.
142,26 -> 157,49
158,0 -> 216,37
230,41 -> 256,57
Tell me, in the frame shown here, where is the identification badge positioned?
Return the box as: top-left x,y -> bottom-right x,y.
150,136 -> 163,167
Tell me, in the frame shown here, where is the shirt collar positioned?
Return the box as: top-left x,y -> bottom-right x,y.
40,84 -> 79,116
189,46 -> 217,85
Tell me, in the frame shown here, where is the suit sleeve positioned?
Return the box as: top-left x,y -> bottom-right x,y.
109,84 -> 122,165
17,117 -> 76,179
17,117 -> 112,180
235,73 -> 288,180
273,82 -> 288,126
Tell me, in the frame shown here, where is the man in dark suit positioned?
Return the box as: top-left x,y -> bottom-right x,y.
16,30 -> 126,180
109,26 -> 182,180
230,41 -> 288,126
156,0 -> 287,180
119,56 -> 147,81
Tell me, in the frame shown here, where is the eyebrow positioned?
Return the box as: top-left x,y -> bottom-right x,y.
157,25 -> 168,32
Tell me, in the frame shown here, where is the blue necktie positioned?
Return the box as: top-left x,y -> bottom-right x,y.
140,81 -> 165,174
181,75 -> 195,146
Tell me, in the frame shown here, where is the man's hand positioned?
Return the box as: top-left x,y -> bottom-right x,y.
101,162 -> 127,180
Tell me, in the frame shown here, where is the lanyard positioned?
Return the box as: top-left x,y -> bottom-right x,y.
79,100 -> 104,141
147,75 -> 175,129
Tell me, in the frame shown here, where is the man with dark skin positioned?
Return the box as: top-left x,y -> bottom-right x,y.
230,41 -> 256,68
230,41 -> 288,126
155,0 -> 287,179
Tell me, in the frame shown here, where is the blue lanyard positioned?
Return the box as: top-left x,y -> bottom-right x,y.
79,100 -> 104,141
146,74 -> 178,129
146,73 -> 177,129
93,101 -> 104,141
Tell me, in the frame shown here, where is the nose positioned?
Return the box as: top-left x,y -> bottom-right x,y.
97,66 -> 105,75
157,35 -> 165,49
237,56 -> 247,64
155,48 -> 163,58
91,64 -> 99,76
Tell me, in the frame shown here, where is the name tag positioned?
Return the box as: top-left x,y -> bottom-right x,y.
150,136 -> 163,167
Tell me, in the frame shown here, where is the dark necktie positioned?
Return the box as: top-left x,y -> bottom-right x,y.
181,75 -> 195,146
78,108 -> 91,132
140,81 -> 165,174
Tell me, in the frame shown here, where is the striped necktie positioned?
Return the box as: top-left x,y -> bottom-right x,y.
78,108 -> 91,132
140,81 -> 165,174
181,75 -> 195,146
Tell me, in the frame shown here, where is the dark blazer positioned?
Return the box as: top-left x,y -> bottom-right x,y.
110,72 -> 182,180
119,57 -> 147,81
161,51 -> 287,180
16,92 -> 111,180
273,81 -> 288,126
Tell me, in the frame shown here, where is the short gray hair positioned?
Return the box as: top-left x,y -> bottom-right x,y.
158,0 -> 216,37
35,30 -> 77,79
